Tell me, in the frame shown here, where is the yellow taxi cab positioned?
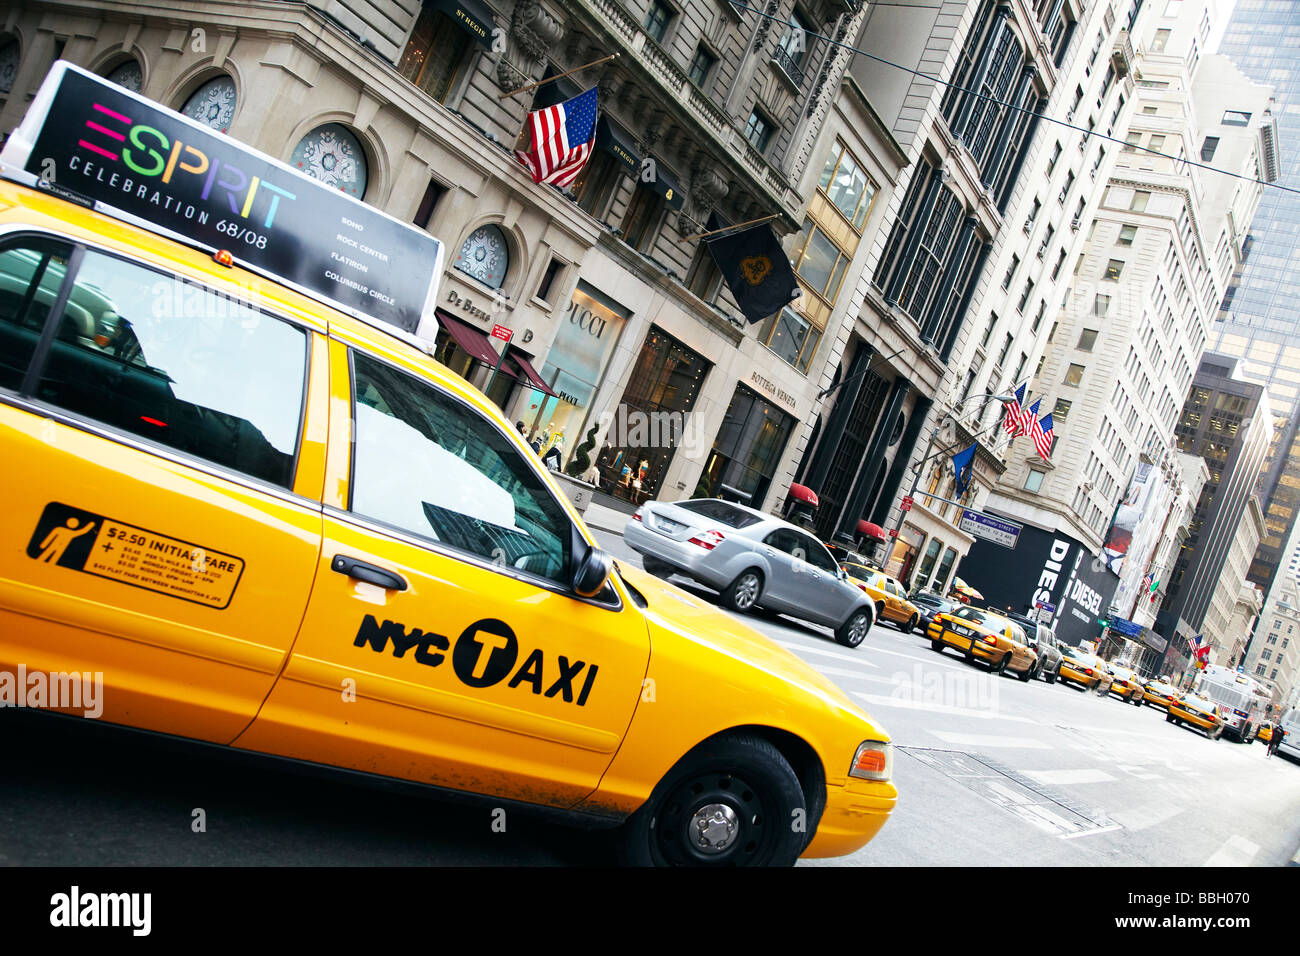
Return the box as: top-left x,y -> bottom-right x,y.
0,62 -> 897,866
1106,664 -> 1145,705
1057,644 -> 1111,692
1257,721 -> 1275,743
1141,676 -> 1181,710
843,564 -> 921,632
928,606 -> 1038,679
1167,693 -> 1225,739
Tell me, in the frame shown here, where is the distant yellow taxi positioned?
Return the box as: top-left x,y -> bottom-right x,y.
928,606 -> 1037,679
843,565 -> 921,631
1258,721 -> 1275,743
0,63 -> 898,866
1168,694 -> 1225,739
1106,665 -> 1145,705
1142,677 -> 1181,710
1057,645 -> 1110,692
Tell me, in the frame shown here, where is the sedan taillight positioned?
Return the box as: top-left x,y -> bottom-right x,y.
632,511 -> 642,522
688,529 -> 726,550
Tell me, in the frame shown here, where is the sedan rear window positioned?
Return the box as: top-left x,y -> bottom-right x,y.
676,499 -> 763,529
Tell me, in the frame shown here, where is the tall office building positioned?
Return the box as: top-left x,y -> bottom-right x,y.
1207,0 -> 1300,597
1157,353 -> 1272,672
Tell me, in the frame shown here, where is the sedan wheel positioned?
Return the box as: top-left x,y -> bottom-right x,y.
836,608 -> 871,648
722,570 -> 763,614
907,614 -> 919,633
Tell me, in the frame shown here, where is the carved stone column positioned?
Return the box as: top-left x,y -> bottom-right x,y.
495,0 -> 565,92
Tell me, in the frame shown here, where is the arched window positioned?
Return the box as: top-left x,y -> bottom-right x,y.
455,225 -> 509,289
0,39 -> 19,95
104,59 -> 143,93
181,75 -> 237,133
290,124 -> 368,200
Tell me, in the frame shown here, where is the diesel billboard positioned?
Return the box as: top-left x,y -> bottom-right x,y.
963,524 -> 1118,647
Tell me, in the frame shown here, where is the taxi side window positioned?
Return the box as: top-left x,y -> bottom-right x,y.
31,249 -> 307,488
0,237 -> 74,391
350,352 -> 571,585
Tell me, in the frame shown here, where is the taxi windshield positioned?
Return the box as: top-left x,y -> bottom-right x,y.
953,607 -> 995,626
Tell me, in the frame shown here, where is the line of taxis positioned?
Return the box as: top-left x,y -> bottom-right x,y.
909,596 -> 1241,741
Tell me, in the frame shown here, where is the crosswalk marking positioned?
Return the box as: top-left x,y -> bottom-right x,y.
773,641 -> 880,668
931,731 -> 1050,749
854,691 -> 1037,723
1203,834 -> 1259,866
1023,769 -> 1117,785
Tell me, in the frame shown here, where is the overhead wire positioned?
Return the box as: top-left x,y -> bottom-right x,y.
727,0 -> 1298,196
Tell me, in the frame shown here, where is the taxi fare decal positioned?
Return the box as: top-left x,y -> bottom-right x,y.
27,502 -> 245,610
354,615 -> 599,706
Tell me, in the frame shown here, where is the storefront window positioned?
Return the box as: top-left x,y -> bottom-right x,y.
694,384 -> 795,507
934,547 -> 959,594
600,327 -> 711,503
915,538 -> 942,589
529,282 -> 628,458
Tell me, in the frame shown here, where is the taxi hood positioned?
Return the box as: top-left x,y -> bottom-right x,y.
615,563 -> 883,736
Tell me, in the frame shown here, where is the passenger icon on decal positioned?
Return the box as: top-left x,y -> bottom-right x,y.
37,518 -> 97,564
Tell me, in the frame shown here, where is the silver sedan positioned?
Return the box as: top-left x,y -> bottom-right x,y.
623,497 -> 875,648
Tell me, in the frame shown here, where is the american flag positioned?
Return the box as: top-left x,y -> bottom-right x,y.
1030,411 -> 1054,459
1002,383 -> 1027,436
1017,398 -> 1042,438
515,86 -> 598,187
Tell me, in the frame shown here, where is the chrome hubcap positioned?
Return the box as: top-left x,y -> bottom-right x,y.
849,615 -> 867,642
689,803 -> 740,853
735,576 -> 759,608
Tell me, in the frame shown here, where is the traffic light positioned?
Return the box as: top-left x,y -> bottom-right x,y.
1098,617 -> 1110,636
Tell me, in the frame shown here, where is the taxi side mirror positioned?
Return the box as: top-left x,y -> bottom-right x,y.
573,545 -> 613,598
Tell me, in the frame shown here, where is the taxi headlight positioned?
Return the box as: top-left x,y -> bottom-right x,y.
849,741 -> 893,782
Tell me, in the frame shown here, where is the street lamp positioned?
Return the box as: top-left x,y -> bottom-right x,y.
885,390 -> 1017,584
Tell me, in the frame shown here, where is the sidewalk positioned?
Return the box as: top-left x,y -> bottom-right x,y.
582,500 -> 631,537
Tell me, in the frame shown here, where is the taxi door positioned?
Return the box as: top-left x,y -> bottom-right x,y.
0,236 -> 328,743
235,337 -> 651,807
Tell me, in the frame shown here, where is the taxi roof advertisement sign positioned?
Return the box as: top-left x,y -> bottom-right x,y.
0,62 -> 442,334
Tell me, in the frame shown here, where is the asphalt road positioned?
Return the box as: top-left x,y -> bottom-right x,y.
2,523 -> 1298,867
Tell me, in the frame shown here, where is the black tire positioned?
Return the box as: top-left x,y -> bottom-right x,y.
1045,664 -> 1059,684
836,607 -> 872,648
1166,712 -> 1176,724
990,654 -> 1009,675
641,557 -> 674,577
875,602 -> 886,625
615,733 -> 807,867
906,614 -> 919,633
1017,659 -> 1035,682
931,637 -> 946,653
721,569 -> 763,614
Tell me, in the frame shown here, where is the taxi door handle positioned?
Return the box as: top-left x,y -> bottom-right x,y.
331,555 -> 408,591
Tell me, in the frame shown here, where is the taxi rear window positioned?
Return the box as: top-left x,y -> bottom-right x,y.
2,237 -> 307,488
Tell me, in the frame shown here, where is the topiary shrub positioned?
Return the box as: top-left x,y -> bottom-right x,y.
566,424 -> 600,478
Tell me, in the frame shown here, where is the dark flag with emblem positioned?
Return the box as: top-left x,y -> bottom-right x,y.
703,212 -> 800,324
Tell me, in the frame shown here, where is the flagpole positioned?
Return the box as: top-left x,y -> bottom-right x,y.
499,54 -> 618,99
681,213 -> 782,243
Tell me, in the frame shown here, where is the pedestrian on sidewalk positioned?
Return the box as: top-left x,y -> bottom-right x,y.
1268,724 -> 1285,758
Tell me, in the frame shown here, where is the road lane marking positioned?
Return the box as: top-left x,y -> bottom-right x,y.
800,663 -> 903,684
1023,769 -> 1117,785
854,691 -> 1036,723
931,732 -> 1050,749
772,641 -> 881,668
1115,764 -> 1163,780
1203,835 -> 1259,867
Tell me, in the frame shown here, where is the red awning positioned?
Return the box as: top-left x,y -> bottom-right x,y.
788,483 -> 819,506
858,520 -> 886,539
436,310 -> 501,366
501,350 -> 557,398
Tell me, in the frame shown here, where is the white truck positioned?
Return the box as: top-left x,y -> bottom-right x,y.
1276,707 -> 1300,762
1193,665 -> 1270,743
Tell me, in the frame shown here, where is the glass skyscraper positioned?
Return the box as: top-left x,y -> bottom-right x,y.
1209,0 -> 1300,595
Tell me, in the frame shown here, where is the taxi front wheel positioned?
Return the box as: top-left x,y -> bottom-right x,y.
616,734 -> 807,867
